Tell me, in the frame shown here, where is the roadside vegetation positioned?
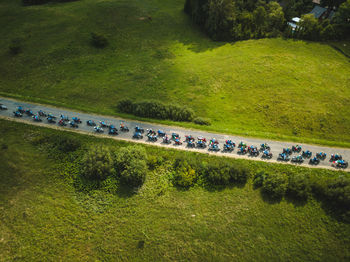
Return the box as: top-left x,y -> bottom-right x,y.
1,119 -> 350,260
0,0 -> 349,147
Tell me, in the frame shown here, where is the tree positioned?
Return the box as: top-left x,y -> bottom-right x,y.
205,0 -> 235,40
321,24 -> 336,40
321,0 -> 346,8
297,14 -> 321,40
253,5 -> 268,35
82,146 -> 115,181
267,1 -> 285,31
114,146 -> 148,187
334,0 -> 350,38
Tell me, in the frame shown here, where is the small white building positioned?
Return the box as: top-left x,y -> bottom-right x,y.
287,17 -> 301,31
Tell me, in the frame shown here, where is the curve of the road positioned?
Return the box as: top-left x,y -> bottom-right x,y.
0,97 -> 349,172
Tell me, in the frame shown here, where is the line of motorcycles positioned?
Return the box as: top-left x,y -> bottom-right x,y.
276,145 -> 348,168
5,104 -> 349,169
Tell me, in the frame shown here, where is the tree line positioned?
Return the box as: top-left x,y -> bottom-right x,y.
184,0 -> 350,41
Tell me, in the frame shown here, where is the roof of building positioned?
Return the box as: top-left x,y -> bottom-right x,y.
287,22 -> 298,31
309,5 -> 327,19
292,17 -> 301,23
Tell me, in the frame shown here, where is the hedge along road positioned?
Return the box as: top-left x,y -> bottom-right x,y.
1,97 -> 349,172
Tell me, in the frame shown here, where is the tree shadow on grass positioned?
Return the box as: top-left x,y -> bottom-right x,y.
260,191 -> 283,205
313,194 -> 350,224
201,180 -> 247,193
117,184 -> 138,199
284,194 -> 308,207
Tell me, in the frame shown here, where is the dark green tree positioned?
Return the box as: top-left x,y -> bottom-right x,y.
114,146 -> 148,187
82,146 -> 115,181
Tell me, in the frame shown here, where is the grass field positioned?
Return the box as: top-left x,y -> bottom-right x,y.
1,119 -> 350,261
0,0 -> 350,147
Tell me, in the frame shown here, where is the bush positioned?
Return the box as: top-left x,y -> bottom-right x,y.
253,170 -> 269,188
120,159 -> 147,187
9,39 -> 21,55
91,32 -> 108,48
262,172 -> 288,199
147,155 -> 164,170
324,177 -> 350,208
114,146 -> 148,187
287,174 -> 311,200
172,159 -> 197,188
200,160 -> 248,186
194,117 -> 211,126
82,146 -> 115,181
117,99 -> 195,122
117,98 -> 133,113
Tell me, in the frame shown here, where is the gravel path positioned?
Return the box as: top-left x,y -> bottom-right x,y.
1,97 -> 349,171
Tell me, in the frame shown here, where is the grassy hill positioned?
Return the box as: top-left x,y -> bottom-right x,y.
1,119 -> 350,261
0,0 -> 350,146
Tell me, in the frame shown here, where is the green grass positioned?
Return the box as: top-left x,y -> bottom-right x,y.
1,119 -> 350,261
0,0 -> 350,147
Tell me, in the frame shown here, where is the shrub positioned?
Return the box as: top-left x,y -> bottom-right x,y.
120,159 -> 147,187
287,174 -> 311,200
172,159 -> 197,188
200,160 -> 248,186
147,155 -> 164,170
253,170 -> 269,188
194,117 -> 211,126
9,39 -> 21,55
262,172 -> 288,199
82,146 -> 115,181
117,98 -> 133,113
114,146 -> 148,187
117,99 -> 196,122
324,177 -> 350,208
91,32 -> 108,48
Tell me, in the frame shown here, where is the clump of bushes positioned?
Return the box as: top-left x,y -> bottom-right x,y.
170,156 -> 248,188
80,145 -> 148,189
201,161 -> 248,185
90,32 -> 108,48
117,99 -> 196,122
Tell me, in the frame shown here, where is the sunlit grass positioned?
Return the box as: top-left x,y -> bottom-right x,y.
0,0 -> 349,147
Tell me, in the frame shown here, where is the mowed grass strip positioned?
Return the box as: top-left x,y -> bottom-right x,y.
0,119 -> 350,261
0,0 -> 349,146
